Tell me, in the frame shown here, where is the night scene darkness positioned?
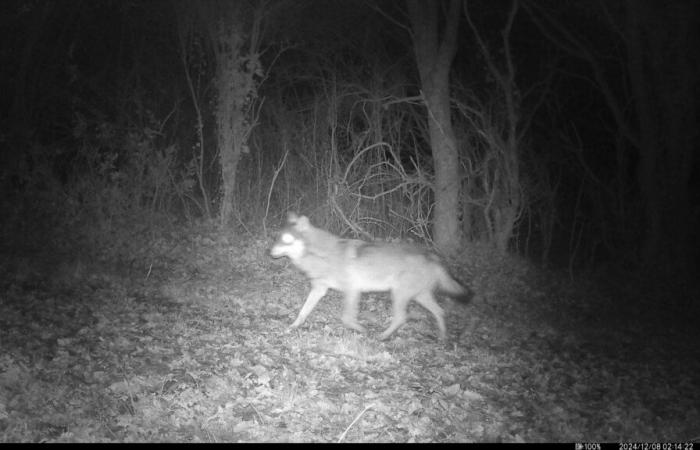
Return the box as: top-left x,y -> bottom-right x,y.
0,0 -> 698,443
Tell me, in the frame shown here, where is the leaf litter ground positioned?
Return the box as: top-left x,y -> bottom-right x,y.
0,226 -> 698,442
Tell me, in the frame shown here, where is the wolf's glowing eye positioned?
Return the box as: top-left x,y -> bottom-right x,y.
281,233 -> 295,244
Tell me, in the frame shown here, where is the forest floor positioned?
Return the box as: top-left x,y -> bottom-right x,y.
0,223 -> 698,442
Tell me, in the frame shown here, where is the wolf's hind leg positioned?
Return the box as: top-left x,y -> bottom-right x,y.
414,291 -> 446,340
341,290 -> 366,333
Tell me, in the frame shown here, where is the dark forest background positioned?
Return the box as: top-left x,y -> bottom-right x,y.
1,0 -> 698,306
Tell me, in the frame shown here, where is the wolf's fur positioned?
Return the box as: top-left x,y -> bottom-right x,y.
270,212 -> 472,340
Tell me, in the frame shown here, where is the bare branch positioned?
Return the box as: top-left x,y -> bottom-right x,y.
523,1 -> 640,149
502,0 -> 519,85
439,0 -> 461,63
464,0 -> 502,86
369,3 -> 413,38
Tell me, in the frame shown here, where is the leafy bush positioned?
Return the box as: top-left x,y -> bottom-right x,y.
1,117 -> 199,261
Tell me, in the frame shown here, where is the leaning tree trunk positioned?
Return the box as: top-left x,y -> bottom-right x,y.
407,0 -> 462,254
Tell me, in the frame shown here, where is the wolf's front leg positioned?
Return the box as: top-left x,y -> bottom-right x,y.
289,284 -> 328,330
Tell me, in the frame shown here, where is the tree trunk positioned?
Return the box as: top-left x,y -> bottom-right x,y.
203,1 -> 264,227
626,0 -> 697,275
407,0 -> 462,254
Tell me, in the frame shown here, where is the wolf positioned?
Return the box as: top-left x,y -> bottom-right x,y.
270,212 -> 472,340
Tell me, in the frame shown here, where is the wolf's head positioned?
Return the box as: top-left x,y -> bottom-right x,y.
269,212 -> 310,260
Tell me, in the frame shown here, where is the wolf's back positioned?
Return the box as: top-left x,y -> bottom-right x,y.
343,241 -> 473,303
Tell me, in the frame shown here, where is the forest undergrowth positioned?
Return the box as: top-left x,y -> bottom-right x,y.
0,223 -> 698,442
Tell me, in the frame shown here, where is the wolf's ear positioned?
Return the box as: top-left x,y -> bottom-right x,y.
295,215 -> 311,231
287,212 -> 310,230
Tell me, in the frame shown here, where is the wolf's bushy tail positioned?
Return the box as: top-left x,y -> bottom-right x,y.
435,265 -> 473,303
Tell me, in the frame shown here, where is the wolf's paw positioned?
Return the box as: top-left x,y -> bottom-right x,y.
342,320 -> 366,333
286,320 -> 303,333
